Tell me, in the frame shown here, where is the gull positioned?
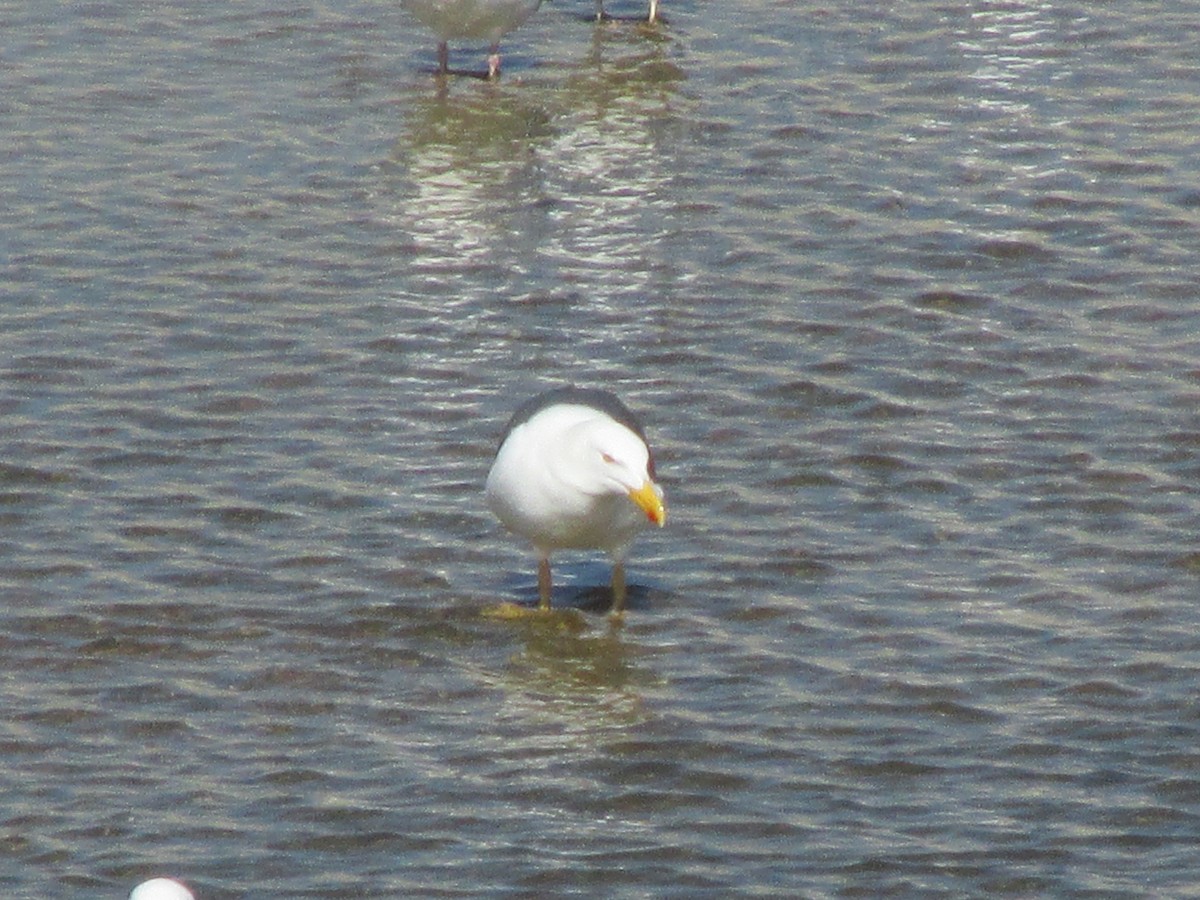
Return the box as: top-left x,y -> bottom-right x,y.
402,0 -> 543,78
129,879 -> 195,900
486,387 -> 666,617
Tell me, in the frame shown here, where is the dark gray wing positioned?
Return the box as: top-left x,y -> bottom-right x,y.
496,386 -> 656,477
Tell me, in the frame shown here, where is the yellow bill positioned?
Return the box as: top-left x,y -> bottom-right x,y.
628,480 -> 666,526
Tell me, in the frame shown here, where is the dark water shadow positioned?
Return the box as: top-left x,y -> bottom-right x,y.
422,67 -> 493,81
504,579 -> 666,615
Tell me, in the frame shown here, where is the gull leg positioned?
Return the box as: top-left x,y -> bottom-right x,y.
610,561 -> 627,619
647,0 -> 658,22
437,41 -> 449,75
595,0 -> 606,21
487,44 -> 501,79
538,557 -> 552,610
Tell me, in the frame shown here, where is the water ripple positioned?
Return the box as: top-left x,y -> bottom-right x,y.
4,1 -> 1200,896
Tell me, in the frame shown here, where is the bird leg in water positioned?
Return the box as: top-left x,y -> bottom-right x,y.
436,41 -> 449,74
610,562 -> 627,617
593,0 -> 661,23
487,44 -> 501,79
538,557 -> 552,610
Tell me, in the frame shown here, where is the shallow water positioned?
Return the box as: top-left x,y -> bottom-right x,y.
3,1 -> 1200,896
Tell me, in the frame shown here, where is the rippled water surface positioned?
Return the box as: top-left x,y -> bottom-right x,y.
5,1 -> 1200,896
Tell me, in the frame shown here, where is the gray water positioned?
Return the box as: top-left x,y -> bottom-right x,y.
4,1 -> 1200,896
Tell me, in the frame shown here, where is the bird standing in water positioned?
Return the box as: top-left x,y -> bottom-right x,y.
401,0 -> 543,79
486,387 -> 666,617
